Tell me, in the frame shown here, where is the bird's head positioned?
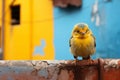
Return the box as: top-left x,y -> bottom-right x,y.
72,23 -> 92,38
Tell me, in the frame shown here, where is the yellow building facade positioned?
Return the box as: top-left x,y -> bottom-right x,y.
0,0 -> 55,60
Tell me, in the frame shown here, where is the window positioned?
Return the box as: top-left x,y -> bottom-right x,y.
10,5 -> 20,25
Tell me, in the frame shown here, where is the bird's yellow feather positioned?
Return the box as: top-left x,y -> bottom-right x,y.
70,23 -> 96,60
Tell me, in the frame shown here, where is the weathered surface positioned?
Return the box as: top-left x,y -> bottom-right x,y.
53,0 -> 82,8
0,59 -> 120,80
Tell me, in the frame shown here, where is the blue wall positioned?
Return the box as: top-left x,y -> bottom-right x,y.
54,0 -> 120,60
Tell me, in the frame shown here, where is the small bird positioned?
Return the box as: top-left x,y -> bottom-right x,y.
69,23 -> 96,60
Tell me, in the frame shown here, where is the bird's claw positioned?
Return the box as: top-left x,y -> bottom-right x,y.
87,59 -> 94,65
72,59 -> 79,65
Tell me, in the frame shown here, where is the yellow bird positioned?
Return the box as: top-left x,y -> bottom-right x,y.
69,23 -> 96,60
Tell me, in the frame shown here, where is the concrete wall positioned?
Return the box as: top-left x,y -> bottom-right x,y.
54,0 -> 120,59
0,0 -> 120,60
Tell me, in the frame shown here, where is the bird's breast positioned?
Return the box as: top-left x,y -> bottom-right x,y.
70,36 -> 95,57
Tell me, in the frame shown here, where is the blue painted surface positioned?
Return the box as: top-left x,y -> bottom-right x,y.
33,39 -> 46,56
54,0 -> 120,60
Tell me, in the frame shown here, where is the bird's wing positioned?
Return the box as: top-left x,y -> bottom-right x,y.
91,34 -> 96,47
69,36 -> 73,47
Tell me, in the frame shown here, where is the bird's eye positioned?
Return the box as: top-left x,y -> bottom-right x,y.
76,30 -> 79,33
86,29 -> 89,33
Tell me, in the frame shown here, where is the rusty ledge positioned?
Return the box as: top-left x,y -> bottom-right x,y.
0,59 -> 119,80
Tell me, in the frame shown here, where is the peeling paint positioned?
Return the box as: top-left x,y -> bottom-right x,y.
104,59 -> 120,69
91,0 -> 101,26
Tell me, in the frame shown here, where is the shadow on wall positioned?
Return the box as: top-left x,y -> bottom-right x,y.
58,5 -> 82,13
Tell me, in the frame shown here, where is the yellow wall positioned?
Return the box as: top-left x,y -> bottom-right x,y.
0,1 -> 1,26
2,0 -> 54,60
0,1 -> 2,48
32,0 -> 54,60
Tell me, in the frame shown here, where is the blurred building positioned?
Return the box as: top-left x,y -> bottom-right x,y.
0,0 -> 120,60
0,0 -> 55,60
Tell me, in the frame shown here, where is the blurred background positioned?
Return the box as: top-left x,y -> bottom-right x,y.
0,0 -> 120,60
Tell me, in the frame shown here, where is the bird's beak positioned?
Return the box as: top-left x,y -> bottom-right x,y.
81,32 -> 85,35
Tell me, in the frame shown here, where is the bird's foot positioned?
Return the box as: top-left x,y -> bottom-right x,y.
72,56 -> 79,65
88,59 -> 94,65
83,56 -> 94,65
72,59 -> 79,65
